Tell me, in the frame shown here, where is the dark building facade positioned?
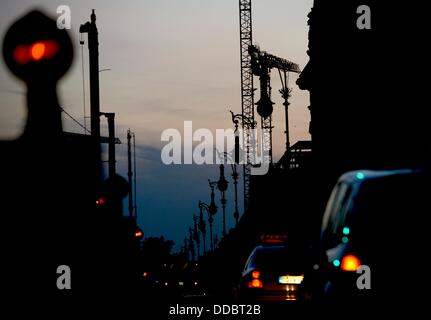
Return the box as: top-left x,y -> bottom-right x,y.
298,0 -> 430,176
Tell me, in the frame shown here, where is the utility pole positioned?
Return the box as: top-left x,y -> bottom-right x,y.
127,129 -> 134,220
80,10 -> 100,147
80,9 -> 101,186
132,132 -> 137,222
100,113 -> 116,178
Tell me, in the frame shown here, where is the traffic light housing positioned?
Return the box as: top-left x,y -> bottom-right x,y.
3,10 -> 73,84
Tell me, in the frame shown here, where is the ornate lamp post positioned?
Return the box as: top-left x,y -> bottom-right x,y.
231,162 -> 240,226
183,237 -> 189,261
198,206 -> 206,254
217,165 -> 228,236
220,151 -> 240,228
189,227 -> 195,262
199,182 -> 217,251
193,214 -> 200,259
230,110 -> 257,163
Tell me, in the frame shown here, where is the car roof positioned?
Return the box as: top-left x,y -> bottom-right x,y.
337,169 -> 421,185
253,245 -> 286,252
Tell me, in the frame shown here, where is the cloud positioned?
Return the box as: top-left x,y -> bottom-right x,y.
0,88 -> 24,95
134,144 -> 161,162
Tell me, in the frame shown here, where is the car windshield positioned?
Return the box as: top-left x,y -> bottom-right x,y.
348,173 -> 430,247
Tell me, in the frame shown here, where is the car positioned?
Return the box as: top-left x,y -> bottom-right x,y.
236,236 -> 310,301
319,169 -> 430,302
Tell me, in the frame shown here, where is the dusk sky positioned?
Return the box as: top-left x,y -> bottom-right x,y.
0,0 -> 312,250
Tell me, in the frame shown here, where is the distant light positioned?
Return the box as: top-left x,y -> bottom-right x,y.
252,271 -> 260,279
194,281 -> 198,286
179,281 -> 184,286
135,230 -> 143,238
356,172 -> 365,180
343,227 -> 350,235
143,272 -> 148,278
333,259 -> 341,267
96,197 -> 106,206
261,234 -> 287,244
164,282 -> 169,286
342,236 -> 349,244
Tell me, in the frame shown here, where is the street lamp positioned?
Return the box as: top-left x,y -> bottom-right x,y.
198,206 -> 206,254
230,110 -> 257,164
193,214 -> 200,259
279,75 -> 292,153
189,227 -> 195,262
220,151 -> 240,227
216,165 -> 228,236
231,164 -> 240,226
199,182 -> 217,251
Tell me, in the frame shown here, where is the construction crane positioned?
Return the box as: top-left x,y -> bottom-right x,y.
237,1 -> 301,210
249,44 -> 301,164
238,0 -> 254,211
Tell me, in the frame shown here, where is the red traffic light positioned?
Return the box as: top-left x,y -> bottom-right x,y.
13,40 -> 59,65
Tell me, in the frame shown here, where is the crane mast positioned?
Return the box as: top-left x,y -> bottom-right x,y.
239,0 -> 255,211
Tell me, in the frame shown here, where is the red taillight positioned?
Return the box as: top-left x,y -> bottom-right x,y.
252,271 -> 260,279
248,279 -> 263,289
96,197 -> 106,206
341,254 -> 361,271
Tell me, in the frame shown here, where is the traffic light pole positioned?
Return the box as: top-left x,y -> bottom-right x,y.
100,112 -> 116,178
80,10 -> 101,186
127,129 -> 134,220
